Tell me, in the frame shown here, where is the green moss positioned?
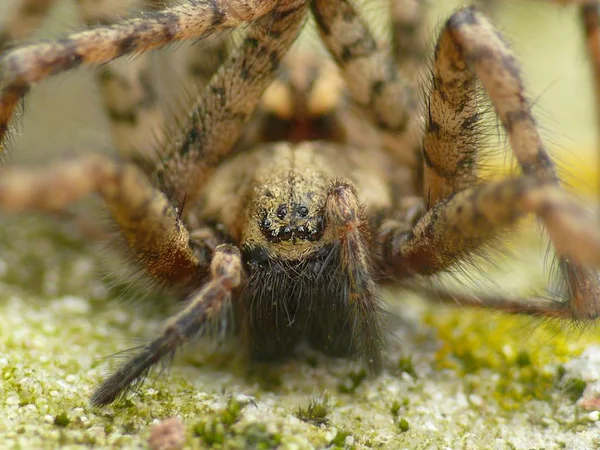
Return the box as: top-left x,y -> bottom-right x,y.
390,398 -> 409,417
296,393 -> 330,426
564,379 -> 587,402
193,398 -> 247,446
53,412 -> 70,428
337,369 -> 367,394
329,428 -> 352,448
515,350 -> 532,367
238,424 -> 282,449
193,405 -> 283,449
397,418 -> 410,433
397,357 -> 417,378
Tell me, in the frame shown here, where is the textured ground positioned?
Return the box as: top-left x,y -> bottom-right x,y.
1,216 -> 600,449
2,0 -> 600,449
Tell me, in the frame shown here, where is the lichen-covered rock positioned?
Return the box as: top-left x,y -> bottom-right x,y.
2,215 -> 600,449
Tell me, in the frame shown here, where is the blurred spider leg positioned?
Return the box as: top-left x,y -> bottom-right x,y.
0,0 -> 285,88
0,0 -> 288,151
0,0 -> 58,49
90,244 -> 242,406
389,0 -> 429,86
0,0 -> 58,155
380,177 -> 600,319
162,30 -> 231,153
0,84 -> 27,157
157,1 -> 308,203
0,154 -> 208,286
311,0 -> 422,172
401,284 -> 573,318
75,0 -> 167,158
581,4 -> 600,199
325,182 -> 383,370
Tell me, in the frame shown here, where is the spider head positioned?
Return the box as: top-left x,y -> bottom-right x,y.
258,53 -> 346,143
241,148 -> 333,263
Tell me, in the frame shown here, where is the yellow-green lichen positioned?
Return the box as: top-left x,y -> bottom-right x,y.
424,305 -> 600,412
3,215 -> 600,449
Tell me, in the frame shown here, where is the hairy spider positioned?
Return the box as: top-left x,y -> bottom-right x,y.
1,0 -> 600,408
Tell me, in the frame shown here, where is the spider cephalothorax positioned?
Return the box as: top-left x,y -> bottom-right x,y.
1,0 -> 600,408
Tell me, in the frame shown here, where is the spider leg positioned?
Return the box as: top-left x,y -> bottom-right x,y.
389,0 -> 428,86
381,177 -> 600,275
381,7 -> 600,321
0,154 -> 206,286
0,0 -> 59,155
74,0 -> 166,158
401,284 -> 575,319
0,0 -> 290,152
311,0 -> 421,174
0,0 -> 282,89
156,1 -> 308,204
421,7 -> 563,207
90,244 -> 242,406
382,178 -> 600,320
320,182 -> 384,371
76,0 -> 229,161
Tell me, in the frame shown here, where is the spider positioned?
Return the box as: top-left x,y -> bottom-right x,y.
1,0 -> 600,408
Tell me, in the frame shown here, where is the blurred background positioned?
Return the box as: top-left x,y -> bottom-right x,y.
0,0 -> 597,191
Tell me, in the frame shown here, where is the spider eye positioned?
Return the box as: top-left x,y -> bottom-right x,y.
276,204 -> 288,219
261,218 -> 272,228
279,226 -> 292,240
296,205 -> 309,217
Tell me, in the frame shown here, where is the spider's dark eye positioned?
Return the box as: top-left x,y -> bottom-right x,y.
296,205 -> 309,217
261,218 -> 272,228
276,204 -> 288,219
279,226 -> 292,240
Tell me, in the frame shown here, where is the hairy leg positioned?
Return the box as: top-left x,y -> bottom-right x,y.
156,0 -> 308,203
424,8 -> 600,318
0,154 -> 206,285
0,0 -> 59,155
0,0 -> 283,89
422,7 -> 561,208
0,0 -> 289,151
322,182 -> 383,371
381,177 -> 600,276
311,0 -> 421,174
91,244 -> 242,406
400,284 -> 579,319
381,176 -> 600,320
74,0 -> 166,158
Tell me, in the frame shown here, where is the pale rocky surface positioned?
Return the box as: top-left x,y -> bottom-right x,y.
1,216 -> 599,449
1,1 -> 600,449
